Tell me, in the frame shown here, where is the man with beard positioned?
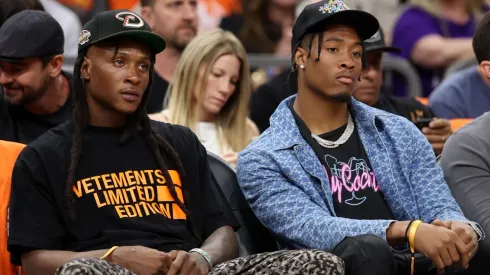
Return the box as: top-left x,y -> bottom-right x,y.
238,1 -> 483,274
0,10 -> 72,143
141,0 -> 198,113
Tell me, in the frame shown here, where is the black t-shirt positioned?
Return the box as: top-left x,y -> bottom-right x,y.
8,120 -> 239,265
146,72 -> 169,114
289,104 -> 394,220
374,94 -> 435,123
0,72 -> 73,144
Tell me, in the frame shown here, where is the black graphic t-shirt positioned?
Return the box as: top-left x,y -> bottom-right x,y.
289,104 -> 394,220
8,121 -> 239,265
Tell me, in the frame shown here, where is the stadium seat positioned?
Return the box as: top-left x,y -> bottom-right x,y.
0,141 -> 26,275
450,118 -> 472,132
415,97 -> 429,106
206,152 -> 279,256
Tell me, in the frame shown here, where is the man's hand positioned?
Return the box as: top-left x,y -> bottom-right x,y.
109,246 -> 173,275
413,223 -> 470,274
433,220 -> 479,261
421,118 -> 452,155
167,250 -> 210,275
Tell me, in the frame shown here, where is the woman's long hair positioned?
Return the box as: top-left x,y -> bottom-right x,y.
165,29 -> 252,153
239,0 -> 283,53
66,42 -> 200,240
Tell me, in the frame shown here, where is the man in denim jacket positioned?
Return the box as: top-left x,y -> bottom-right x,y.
237,1 -> 483,275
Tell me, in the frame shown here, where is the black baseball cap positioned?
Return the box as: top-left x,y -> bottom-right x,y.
292,0 -> 379,53
0,10 -> 64,61
364,28 -> 401,53
78,9 -> 166,54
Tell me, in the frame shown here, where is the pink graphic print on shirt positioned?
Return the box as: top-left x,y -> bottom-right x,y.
324,155 -> 380,206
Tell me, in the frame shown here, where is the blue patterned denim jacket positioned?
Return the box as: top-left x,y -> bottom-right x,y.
237,96 -> 483,251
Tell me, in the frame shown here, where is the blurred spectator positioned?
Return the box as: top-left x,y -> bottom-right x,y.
429,12 -> 490,119
439,107 -> 490,271
141,0 -> 198,113
198,0 -> 241,32
248,0 -> 333,133
220,0 -> 296,56
220,0 -> 297,87
40,0 -> 82,61
0,11 -> 72,143
354,28 -> 451,155
346,0 -> 400,44
391,0 -> 488,97
0,0 -> 44,26
150,29 -> 258,167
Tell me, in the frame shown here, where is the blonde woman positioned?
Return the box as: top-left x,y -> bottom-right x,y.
391,0 -> 489,97
150,29 -> 258,167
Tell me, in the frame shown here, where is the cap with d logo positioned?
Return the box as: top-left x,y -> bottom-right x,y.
78,9 -> 166,54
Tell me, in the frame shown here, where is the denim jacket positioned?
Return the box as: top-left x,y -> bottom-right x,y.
237,96 -> 482,251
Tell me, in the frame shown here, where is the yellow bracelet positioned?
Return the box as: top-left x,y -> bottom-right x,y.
100,246 -> 119,260
408,220 -> 423,275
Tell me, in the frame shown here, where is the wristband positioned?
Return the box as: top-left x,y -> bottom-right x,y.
408,220 -> 423,275
100,246 -> 118,260
189,248 -> 213,270
405,220 -> 415,242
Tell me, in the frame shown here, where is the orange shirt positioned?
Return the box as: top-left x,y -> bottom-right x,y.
0,141 -> 26,275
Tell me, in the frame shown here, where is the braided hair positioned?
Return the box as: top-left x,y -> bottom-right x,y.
66,42 -> 200,240
291,29 -> 368,72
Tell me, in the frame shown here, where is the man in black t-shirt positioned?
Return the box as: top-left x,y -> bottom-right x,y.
140,0 -> 199,114
238,2 -> 483,275
353,28 -> 452,155
0,10 -> 72,144
8,9 -> 344,275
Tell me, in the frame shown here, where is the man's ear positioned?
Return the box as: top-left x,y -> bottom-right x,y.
140,6 -> 155,30
479,61 -> 490,79
46,54 -> 64,78
294,47 -> 307,69
80,57 -> 91,81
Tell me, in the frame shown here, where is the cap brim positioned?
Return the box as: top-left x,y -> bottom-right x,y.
87,30 -> 166,54
365,46 -> 401,53
319,10 -> 379,41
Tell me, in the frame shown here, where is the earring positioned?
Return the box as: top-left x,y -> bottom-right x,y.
300,65 -> 305,69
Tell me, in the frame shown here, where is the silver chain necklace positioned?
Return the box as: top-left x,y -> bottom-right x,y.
311,112 -> 354,148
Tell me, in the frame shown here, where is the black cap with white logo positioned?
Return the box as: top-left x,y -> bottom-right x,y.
292,0 -> 379,53
78,9 -> 166,54
364,28 -> 401,53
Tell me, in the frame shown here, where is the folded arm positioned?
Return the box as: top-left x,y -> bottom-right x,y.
411,36 -> 474,68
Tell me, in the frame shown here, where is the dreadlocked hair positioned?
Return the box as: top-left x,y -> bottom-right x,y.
65,48 -> 89,218
66,44 -> 199,240
292,30 -> 367,70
